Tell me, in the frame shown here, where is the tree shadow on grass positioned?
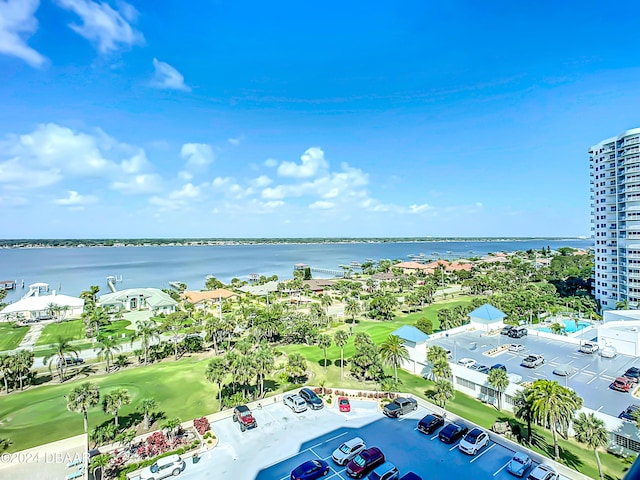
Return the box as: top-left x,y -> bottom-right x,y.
557,445 -> 583,471
333,359 -> 347,368
317,359 -> 332,368
119,412 -> 144,430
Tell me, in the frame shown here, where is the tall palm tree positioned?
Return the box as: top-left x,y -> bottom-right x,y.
432,379 -> 454,408
487,368 -> 510,410
379,335 -> 410,385
319,294 -> 333,327
529,379 -> 583,460
12,350 -> 33,391
102,388 -> 130,428
431,358 -> 451,381
138,398 -> 158,430
334,330 -> 350,378
162,417 -> 181,443
205,357 -> 227,410
0,354 -> 12,393
67,382 -> 100,480
317,334 -> 332,371
512,387 -> 534,444
426,345 -> 449,365
132,319 -> 160,364
344,297 -> 361,324
43,336 -> 79,382
90,453 -> 110,480
94,335 -> 121,373
253,342 -> 274,398
573,412 -> 609,480
86,306 -> 109,336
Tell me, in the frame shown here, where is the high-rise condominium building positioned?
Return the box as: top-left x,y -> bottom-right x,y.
590,128 -> 640,310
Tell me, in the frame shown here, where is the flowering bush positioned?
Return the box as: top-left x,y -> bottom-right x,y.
136,432 -> 170,458
193,417 -> 210,435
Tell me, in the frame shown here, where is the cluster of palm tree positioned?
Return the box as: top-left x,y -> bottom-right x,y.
43,336 -> 80,382
436,303 -> 479,331
0,350 -> 34,393
205,340 -> 275,409
425,345 -> 454,408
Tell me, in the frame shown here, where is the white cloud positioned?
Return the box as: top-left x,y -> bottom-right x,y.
252,175 -> 272,187
264,158 -> 278,168
55,0 -> 144,53
277,147 -> 328,178
111,173 -> 162,195
0,0 -> 46,67
309,201 -> 335,210
181,143 -> 213,170
228,137 -> 241,146
408,203 -> 433,214
212,177 -> 232,188
120,149 -> 148,174
54,190 -> 97,207
0,157 -> 62,189
149,183 -> 203,210
151,58 -> 190,92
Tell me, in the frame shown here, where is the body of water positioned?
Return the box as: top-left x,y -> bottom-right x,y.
0,239 -> 592,304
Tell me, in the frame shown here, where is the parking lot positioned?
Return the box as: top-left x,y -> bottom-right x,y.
431,329 -> 640,418
173,398 -> 569,480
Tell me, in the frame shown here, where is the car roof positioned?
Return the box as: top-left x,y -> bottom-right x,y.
373,462 -> 396,473
157,454 -> 181,466
235,404 -> 249,411
343,437 -> 364,447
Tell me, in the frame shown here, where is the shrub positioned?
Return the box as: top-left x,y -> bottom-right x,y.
326,397 -> 332,404
314,387 -> 322,394
325,388 -> 332,395
415,317 -> 433,335
193,417 -> 210,435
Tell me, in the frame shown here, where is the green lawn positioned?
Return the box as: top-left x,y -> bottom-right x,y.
0,355 -> 215,452
35,319 -> 86,345
0,324 -> 29,351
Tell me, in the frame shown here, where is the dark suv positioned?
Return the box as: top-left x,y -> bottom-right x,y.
299,388 -> 324,410
233,405 -> 257,431
509,326 -> 528,338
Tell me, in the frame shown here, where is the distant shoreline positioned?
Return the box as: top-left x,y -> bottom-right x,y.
0,237 -> 591,249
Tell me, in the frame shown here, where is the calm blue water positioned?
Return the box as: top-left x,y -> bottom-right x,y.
0,239 -> 591,303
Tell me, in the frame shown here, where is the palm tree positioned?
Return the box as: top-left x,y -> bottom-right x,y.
512,387 -> 534,444
0,437 -> 12,452
12,350 -> 33,391
162,417 -> 181,443
205,357 -> 227,410
90,453 -> 110,480
573,412 -> 608,480
132,319 -> 160,364
162,314 -> 187,360
344,297 -> 360,324
317,334 -> 332,371
94,335 -> 121,373
529,379 -> 583,460
550,322 -> 565,335
102,388 -> 131,428
431,358 -> 451,381
43,336 -> 79,382
426,345 -> 449,365
0,354 -> 12,393
487,368 -> 510,410
379,335 -> 410,385
66,382 -> 100,480
437,308 -> 453,331
319,294 -> 333,327
138,398 -> 158,430
253,342 -> 274,398
334,330 -> 349,378
432,378 -> 454,408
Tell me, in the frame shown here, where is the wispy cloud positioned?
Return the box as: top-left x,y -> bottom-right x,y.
0,0 -> 47,67
54,190 -> 97,207
151,58 -> 190,91
55,0 -> 144,53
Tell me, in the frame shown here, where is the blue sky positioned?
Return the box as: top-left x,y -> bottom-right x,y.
1,0 -> 639,238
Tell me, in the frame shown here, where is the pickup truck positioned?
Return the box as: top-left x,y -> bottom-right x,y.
232,405 -> 257,432
579,342 -> 599,354
521,354 -> 544,368
383,397 -> 418,418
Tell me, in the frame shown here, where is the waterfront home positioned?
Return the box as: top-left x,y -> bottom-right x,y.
0,280 -> 16,290
98,288 -> 177,315
182,288 -> 238,311
0,285 -> 84,322
302,279 -> 336,294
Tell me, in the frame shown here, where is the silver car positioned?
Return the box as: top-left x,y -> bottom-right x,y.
331,437 -> 366,465
283,393 -> 308,413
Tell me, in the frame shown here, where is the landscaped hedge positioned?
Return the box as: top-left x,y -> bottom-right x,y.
116,440 -> 200,480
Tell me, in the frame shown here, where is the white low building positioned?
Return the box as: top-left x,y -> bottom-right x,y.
598,310 -> 640,356
0,283 -> 84,321
392,325 -> 430,374
98,288 -> 177,315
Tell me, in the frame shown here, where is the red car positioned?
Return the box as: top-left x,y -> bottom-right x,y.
338,397 -> 351,412
612,377 -> 633,392
346,447 -> 385,478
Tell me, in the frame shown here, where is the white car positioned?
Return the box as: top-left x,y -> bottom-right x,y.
140,454 -> 185,480
284,394 -> 308,413
331,437 -> 366,465
458,427 -> 489,455
579,342 -> 599,354
458,358 -> 477,368
526,464 -> 558,480
509,344 -> 525,352
600,346 -> 617,358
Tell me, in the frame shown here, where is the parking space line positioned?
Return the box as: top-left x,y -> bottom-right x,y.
470,443 -> 496,463
587,376 -> 598,384
430,434 -> 439,440
449,442 -> 461,451
493,459 -> 511,476
263,408 -> 282,426
583,369 -> 597,375
310,431 -> 348,450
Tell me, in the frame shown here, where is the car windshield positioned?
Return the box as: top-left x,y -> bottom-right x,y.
353,455 -> 365,467
339,444 -> 351,454
513,456 -> 525,465
466,430 -> 480,441
340,399 -> 348,404
150,464 -> 159,473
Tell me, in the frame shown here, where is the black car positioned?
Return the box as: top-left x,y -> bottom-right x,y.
438,423 -> 468,444
624,367 -> 640,384
490,364 -> 507,373
299,388 -> 324,410
417,414 -> 445,435
619,405 -> 640,422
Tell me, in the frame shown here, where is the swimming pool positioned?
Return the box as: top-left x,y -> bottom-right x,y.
535,319 -> 590,334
